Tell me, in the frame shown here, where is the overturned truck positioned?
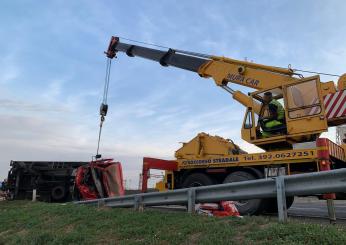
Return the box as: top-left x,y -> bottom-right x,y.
6,161 -> 88,202
5,159 -> 124,202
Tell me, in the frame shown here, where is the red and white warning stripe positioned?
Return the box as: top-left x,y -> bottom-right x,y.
324,90 -> 346,119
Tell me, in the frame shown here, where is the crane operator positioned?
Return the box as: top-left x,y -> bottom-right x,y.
259,91 -> 286,137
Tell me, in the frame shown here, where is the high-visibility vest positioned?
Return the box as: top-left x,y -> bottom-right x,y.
269,99 -> 285,120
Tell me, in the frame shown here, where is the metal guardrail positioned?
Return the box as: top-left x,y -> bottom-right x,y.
75,168 -> 346,222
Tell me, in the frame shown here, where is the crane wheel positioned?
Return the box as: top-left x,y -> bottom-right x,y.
223,171 -> 264,215
182,173 -> 214,188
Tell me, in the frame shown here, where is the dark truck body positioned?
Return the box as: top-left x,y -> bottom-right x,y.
6,161 -> 88,202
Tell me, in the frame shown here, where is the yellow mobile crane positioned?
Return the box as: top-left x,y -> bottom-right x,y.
105,36 -> 346,214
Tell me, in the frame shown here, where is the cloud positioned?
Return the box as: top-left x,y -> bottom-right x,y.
0,114 -> 152,188
0,98 -> 68,113
42,79 -> 65,101
0,54 -> 19,85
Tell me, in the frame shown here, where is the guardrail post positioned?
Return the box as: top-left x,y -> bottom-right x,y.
134,195 -> 143,211
97,199 -> 105,208
187,188 -> 196,214
276,176 -> 287,223
326,199 -> 336,224
134,195 -> 140,211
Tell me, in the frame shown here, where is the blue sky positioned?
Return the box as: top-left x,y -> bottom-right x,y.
1,0 -> 345,188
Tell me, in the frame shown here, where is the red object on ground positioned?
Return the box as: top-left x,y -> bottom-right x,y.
141,157 -> 178,193
75,159 -> 124,200
197,201 -> 241,217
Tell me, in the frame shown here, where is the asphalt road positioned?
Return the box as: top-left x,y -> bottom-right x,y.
288,197 -> 346,219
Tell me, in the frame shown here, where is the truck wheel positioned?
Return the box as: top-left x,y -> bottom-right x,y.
182,173 -> 214,188
263,196 -> 294,213
223,171 -> 263,215
51,186 -> 66,201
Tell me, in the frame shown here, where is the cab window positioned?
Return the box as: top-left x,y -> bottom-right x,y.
244,111 -> 253,129
286,79 -> 321,119
254,87 -> 284,123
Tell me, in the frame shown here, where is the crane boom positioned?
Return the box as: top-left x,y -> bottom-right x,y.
105,36 -> 298,91
106,36 -> 208,72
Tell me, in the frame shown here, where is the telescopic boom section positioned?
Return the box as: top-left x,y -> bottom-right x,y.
105,36 -> 296,90
105,36 -> 209,73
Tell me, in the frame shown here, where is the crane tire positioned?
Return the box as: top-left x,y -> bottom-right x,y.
223,171 -> 264,215
182,173 -> 214,188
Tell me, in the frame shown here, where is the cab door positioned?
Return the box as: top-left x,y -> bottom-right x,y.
283,76 -> 328,135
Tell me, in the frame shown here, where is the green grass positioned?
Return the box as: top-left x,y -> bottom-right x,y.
0,201 -> 346,244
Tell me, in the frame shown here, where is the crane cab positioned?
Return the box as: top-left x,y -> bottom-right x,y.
241,76 -> 328,150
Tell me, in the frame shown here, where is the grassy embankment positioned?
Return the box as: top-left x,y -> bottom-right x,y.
1,201 -> 346,244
